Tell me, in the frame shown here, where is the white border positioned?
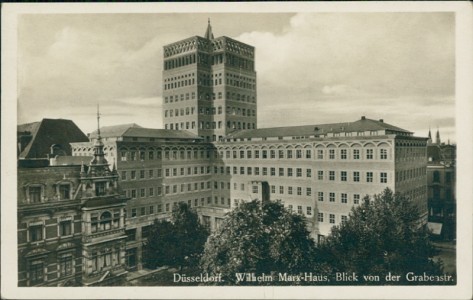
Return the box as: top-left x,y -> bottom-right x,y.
2,2 -> 472,299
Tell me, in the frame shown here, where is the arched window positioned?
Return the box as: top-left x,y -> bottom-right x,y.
100,212 -> 112,231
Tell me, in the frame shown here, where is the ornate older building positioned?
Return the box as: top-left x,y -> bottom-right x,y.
18,117 -> 128,286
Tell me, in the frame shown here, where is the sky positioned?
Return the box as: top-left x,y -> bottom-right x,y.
17,12 -> 455,142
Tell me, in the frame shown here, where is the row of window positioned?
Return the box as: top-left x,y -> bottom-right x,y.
27,220 -> 74,242
27,255 -> 74,285
164,90 -> 256,103
124,181 -> 213,199
229,167 -> 389,184
286,204 -> 313,216
121,166 -> 211,181
396,167 -> 427,182
165,106 -> 256,118
317,212 -> 349,224
221,148 -> 390,160
25,183 -> 72,204
165,120 -> 256,131
120,149 -> 211,161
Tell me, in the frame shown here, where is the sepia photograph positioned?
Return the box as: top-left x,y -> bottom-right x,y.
2,2 -> 472,299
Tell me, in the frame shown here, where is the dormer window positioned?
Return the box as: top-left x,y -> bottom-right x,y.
28,186 -> 42,203
58,184 -> 71,200
95,182 -> 106,196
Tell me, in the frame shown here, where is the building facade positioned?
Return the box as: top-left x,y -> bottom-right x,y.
71,124 -> 227,271
18,126 -> 129,286
426,129 -> 456,240
162,20 -> 257,142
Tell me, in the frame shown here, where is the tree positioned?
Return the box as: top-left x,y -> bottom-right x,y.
144,202 -> 209,270
317,188 -> 444,284
200,200 -> 318,285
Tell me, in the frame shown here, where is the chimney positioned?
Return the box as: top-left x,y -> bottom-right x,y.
379,119 -> 384,123
361,116 -> 366,120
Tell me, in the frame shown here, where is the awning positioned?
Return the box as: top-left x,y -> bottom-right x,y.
427,222 -> 443,235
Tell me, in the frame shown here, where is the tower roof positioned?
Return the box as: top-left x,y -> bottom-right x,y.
204,18 -> 214,40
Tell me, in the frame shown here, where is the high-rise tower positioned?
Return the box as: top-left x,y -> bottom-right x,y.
162,20 -> 257,142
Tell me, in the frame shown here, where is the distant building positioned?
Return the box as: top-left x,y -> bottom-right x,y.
426,128 -> 456,240
17,124 -> 129,286
18,119 -> 89,159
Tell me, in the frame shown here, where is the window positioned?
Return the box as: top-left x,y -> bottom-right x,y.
29,186 -> 42,203
149,188 -> 154,197
297,187 -> 302,195
262,150 -> 267,159
131,208 -> 137,218
341,171 -> 347,182
59,255 -> 73,277
329,192 -> 335,202
296,149 -> 302,159
149,205 -> 154,214
329,214 -> 335,224
121,171 -> 127,180
288,187 -> 293,195
140,188 -> 145,197
366,149 -> 374,159
279,168 -> 284,176
252,185 -> 259,193
270,150 -> 276,159
297,206 -> 302,214
255,150 -> 260,159
318,192 -> 324,202
279,150 -> 284,159
380,172 -> 387,183
341,193 -> 347,204
270,168 -> 276,176
279,186 -> 284,194
329,171 -> 335,181
317,149 -> 324,159
341,149 -> 347,159
353,194 -> 360,204
149,170 -> 154,178
307,207 -> 312,215
131,171 -> 136,180
288,205 -> 293,212
306,188 -> 312,196
287,168 -> 293,177
317,213 -> 324,222
380,149 -> 388,159
29,261 -> 44,285
329,149 -> 335,159
353,149 -> 360,160
271,185 -> 276,194
262,167 -> 267,176
100,212 -> 112,231
366,172 -> 373,183
306,169 -> 312,177
353,171 -> 360,182
59,184 -> 70,200
306,149 -> 311,159
296,168 -> 302,177
29,225 -> 43,242
247,150 -> 252,159
341,215 -> 348,223
141,207 -> 146,216
287,150 -> 293,159
318,170 -> 324,180
142,225 -> 151,239
59,221 -> 72,236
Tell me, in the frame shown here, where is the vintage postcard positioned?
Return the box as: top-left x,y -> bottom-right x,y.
2,2 -> 472,299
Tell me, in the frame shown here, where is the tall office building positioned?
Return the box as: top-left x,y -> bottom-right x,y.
162,20 -> 257,142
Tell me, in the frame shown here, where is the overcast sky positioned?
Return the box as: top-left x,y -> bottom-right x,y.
18,12 -> 455,142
